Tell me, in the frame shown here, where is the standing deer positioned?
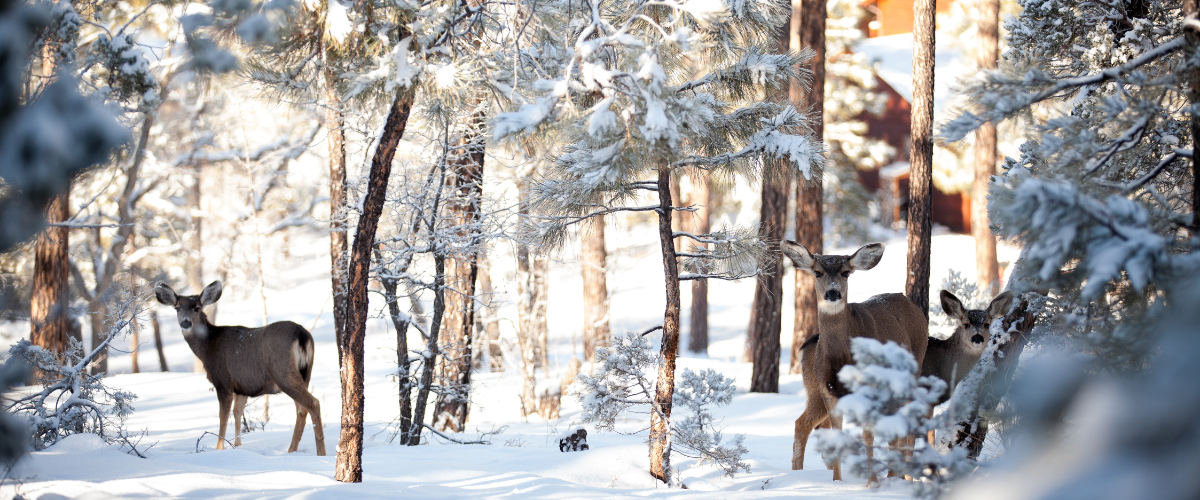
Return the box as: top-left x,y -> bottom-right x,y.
154,281 -> 326,456
782,241 -> 928,483
923,289 -> 1013,405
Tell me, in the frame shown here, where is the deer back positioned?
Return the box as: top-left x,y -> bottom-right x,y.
201,321 -> 313,398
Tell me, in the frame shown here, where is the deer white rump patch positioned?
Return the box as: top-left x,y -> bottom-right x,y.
293,340 -> 309,374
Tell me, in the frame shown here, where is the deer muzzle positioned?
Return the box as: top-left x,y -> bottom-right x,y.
824,290 -> 842,302
181,319 -> 193,329
971,333 -> 984,344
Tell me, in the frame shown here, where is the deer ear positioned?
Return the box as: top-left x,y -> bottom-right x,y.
987,291 -> 1014,319
848,243 -> 884,271
200,281 -> 224,306
940,290 -> 965,320
781,240 -> 815,271
154,283 -> 177,306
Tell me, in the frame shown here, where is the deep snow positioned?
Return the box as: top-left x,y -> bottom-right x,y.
1,222 -> 1016,499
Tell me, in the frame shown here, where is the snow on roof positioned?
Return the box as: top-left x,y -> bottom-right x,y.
853,34 -> 973,119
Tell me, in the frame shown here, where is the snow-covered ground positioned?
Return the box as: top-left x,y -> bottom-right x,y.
1,223 -> 1017,499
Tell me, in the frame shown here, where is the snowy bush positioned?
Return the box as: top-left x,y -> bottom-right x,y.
5,289 -> 143,455
814,338 -> 973,497
573,332 -> 749,478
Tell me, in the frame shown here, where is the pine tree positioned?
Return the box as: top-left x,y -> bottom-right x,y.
494,0 -> 821,484
907,0 -> 935,317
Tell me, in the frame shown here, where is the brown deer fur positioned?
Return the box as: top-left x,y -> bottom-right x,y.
923,290 -> 1013,405
154,281 -> 326,456
782,241 -> 928,483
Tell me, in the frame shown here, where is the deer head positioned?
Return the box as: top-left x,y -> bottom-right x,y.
939,289 -> 1014,354
782,241 -> 885,314
154,281 -> 223,338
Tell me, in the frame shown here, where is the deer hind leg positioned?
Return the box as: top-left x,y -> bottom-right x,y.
792,395 -> 831,471
216,390 -> 233,450
279,379 -> 326,456
863,429 -> 879,487
232,394 -> 247,447
288,403 -> 308,454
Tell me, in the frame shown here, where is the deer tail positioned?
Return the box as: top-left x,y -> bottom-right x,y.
293,335 -> 314,383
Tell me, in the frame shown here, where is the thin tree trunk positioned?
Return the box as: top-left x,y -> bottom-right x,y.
649,163 -> 682,484
31,190 -> 71,383
335,88 -> 415,482
151,310 -> 167,372
973,0 -> 1001,296
952,299 -> 1035,458
323,62 -> 350,366
434,108 -> 486,433
408,254 -> 445,446
791,0 -> 825,375
581,217 -> 611,360
687,173 -> 710,354
907,0 -> 936,316
1185,0 -> 1200,235
381,270 -> 413,443
515,177 -> 542,416
477,250 -> 504,372
748,171 -> 785,392
130,272 -> 139,374
187,161 -> 206,376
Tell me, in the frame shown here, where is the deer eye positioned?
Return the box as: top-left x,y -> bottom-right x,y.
841,271 -> 850,278
813,271 -> 824,278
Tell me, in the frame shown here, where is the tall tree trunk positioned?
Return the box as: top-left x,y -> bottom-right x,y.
907,0 -> 936,316
323,61 -> 350,366
335,87 -> 415,483
151,310 -> 168,372
515,176 -> 544,416
434,108 -> 486,433
649,163 -> 682,484
187,161 -> 206,375
581,217 -> 611,360
791,0 -> 825,375
687,173 -> 710,354
1185,0 -> 1200,235
973,0 -> 1000,296
747,169 -> 785,392
477,250 -> 504,372
31,190 -> 71,383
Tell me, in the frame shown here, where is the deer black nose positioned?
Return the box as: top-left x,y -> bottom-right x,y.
824,290 -> 842,302
181,319 -> 192,329
971,334 -> 984,344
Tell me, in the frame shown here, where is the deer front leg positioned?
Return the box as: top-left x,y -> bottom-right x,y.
232,394 -> 248,447
216,390 -> 233,450
864,429 -> 879,488
792,397 -> 830,471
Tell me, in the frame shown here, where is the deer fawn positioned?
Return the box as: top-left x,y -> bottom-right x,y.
154,281 -> 326,456
782,241 -> 928,483
923,289 -> 1013,405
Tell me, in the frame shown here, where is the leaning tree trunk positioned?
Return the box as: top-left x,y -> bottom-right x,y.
906,0 -> 936,316
687,173 -> 710,354
434,108 -> 486,433
649,162 -> 682,484
791,0 -> 825,375
581,216 -> 611,360
973,0 -> 1001,296
952,299 -> 1036,458
323,61 -> 350,366
335,87 -> 415,483
30,190 -> 71,383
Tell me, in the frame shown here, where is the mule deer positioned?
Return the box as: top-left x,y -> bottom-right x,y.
923,290 -> 1013,405
782,241 -> 928,482
154,281 -> 326,456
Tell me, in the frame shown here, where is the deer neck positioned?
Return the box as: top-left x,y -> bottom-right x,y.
181,316 -> 218,357
816,305 -> 858,348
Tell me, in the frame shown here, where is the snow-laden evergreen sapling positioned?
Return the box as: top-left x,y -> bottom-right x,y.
494,0 -> 822,484
941,1 -> 1200,370
5,286 -> 145,456
573,332 -> 749,479
813,338 -> 972,497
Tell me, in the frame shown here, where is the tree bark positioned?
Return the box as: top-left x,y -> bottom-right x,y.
687,173 -> 710,354
973,0 -> 1001,296
151,310 -> 168,372
1184,0 -> 1200,235
31,190 -> 71,383
335,88 -> 415,482
748,171 -> 785,392
649,162 -> 682,484
323,61 -> 350,367
515,176 -> 545,416
434,108 -> 486,433
906,0 -> 936,316
791,0 -> 825,375
581,216 -> 611,360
